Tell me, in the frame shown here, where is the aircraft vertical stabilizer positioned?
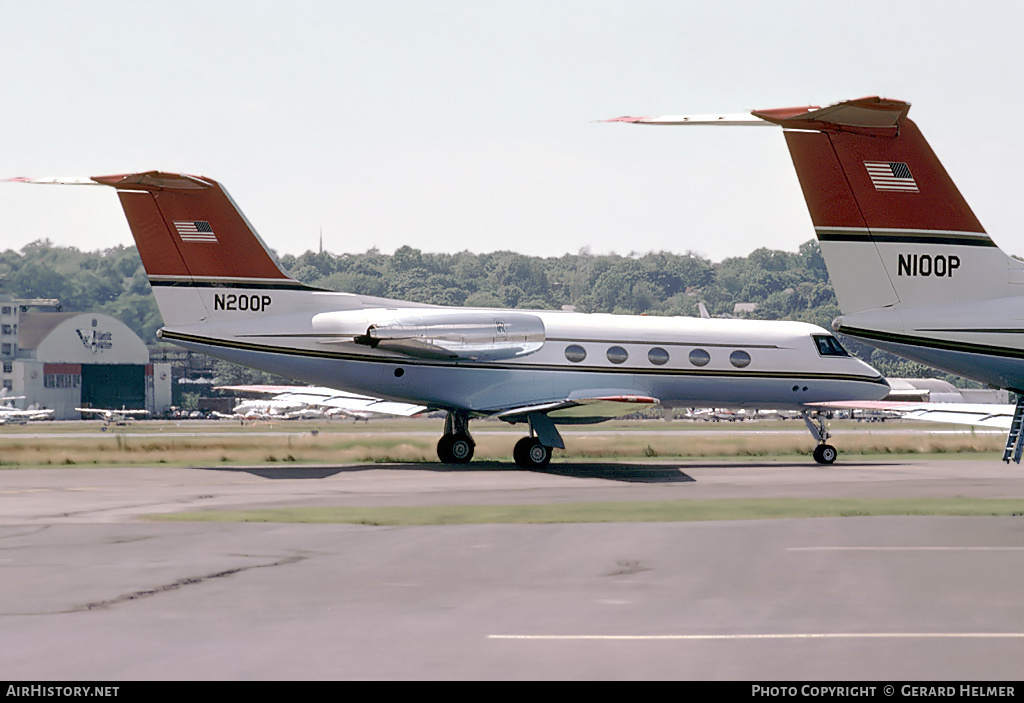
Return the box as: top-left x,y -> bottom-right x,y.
763,99 -> 1018,313
92,172 -> 303,327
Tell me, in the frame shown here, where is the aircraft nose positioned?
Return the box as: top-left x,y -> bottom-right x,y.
859,362 -> 891,400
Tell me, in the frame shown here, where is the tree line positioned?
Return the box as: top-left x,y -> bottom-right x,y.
0,238 -> 974,385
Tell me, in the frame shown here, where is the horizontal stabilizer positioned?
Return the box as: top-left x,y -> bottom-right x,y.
602,113 -> 770,126
607,97 -> 910,135
5,176 -> 100,186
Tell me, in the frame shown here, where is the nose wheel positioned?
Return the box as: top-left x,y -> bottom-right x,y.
803,411 -> 838,464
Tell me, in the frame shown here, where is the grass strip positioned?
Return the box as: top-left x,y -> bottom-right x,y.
147,498 -> 1024,525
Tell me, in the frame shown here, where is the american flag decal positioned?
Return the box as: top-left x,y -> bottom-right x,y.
174,220 -> 218,243
864,161 -> 919,192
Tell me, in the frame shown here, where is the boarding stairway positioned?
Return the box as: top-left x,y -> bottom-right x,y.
1002,398 -> 1024,464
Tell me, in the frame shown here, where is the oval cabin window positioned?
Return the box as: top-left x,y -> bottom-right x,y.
606,346 -> 628,364
648,347 -> 670,365
564,344 -> 587,363
688,349 -> 711,367
729,350 -> 752,368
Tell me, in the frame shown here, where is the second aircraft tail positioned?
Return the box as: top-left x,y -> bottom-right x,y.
760,97 -> 1020,315
611,97 -> 1023,316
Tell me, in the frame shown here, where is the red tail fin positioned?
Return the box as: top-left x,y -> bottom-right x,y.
775,108 -> 987,236
760,97 -> 1013,311
91,172 -> 293,283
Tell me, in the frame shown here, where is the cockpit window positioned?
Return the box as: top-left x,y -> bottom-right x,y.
813,335 -> 849,357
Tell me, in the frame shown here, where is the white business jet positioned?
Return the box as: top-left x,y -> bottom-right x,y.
13,170 -> 887,465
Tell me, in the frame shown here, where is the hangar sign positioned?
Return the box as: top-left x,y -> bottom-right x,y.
75,327 -> 113,354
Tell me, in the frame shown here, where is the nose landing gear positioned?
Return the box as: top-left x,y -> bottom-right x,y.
802,411 -> 837,465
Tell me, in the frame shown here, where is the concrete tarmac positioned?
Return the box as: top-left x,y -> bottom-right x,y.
2,458 -> 1024,680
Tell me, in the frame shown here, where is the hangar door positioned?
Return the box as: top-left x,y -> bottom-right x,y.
81,364 -> 145,409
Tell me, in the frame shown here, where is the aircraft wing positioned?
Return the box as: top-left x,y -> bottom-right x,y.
811,401 -> 1014,430
216,385 -> 429,417
76,408 -> 149,415
492,391 -> 659,423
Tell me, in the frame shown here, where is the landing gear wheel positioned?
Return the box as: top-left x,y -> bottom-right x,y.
437,433 -> 475,464
513,437 -> 552,469
813,444 -> 837,465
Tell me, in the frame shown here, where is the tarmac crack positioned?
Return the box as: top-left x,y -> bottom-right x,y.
0,525 -> 52,545
74,554 -> 306,612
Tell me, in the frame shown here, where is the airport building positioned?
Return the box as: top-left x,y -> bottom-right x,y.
0,295 -> 171,419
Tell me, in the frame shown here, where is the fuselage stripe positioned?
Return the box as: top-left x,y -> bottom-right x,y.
815,227 -> 996,248
149,278 -> 323,291
160,330 -> 886,384
839,326 -> 1024,360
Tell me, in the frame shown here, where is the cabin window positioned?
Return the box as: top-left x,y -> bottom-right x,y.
688,349 -> 711,367
648,347 -> 669,366
606,346 -> 628,364
729,350 -> 751,368
813,335 -> 849,357
564,344 -> 587,363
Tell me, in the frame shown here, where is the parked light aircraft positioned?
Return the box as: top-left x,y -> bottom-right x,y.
14,171 -> 890,466
610,95 -> 1024,461
76,406 -> 150,426
0,404 -> 53,425
215,385 -> 427,421
0,389 -> 54,424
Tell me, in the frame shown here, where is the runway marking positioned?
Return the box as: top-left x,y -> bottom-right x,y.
788,547 -> 1024,552
489,633 -> 1024,641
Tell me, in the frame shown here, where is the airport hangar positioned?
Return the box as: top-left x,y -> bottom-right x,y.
1,300 -> 171,420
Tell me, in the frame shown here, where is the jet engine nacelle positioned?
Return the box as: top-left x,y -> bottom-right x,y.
363,311 -> 546,361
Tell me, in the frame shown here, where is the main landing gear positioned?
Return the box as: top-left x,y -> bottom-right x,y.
512,436 -> 552,469
436,411 -> 475,464
802,411 -> 838,465
435,411 -> 558,468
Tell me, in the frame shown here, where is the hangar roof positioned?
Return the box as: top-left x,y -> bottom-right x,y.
17,313 -> 80,351
17,312 -> 149,364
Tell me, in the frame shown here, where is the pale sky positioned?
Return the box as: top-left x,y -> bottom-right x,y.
3,0 -> 1023,263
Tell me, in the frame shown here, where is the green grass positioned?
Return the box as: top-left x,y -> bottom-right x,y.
147,498 -> 1024,525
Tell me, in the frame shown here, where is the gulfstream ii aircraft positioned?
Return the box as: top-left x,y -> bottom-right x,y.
15,171 -> 888,466
610,95 -> 1024,462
